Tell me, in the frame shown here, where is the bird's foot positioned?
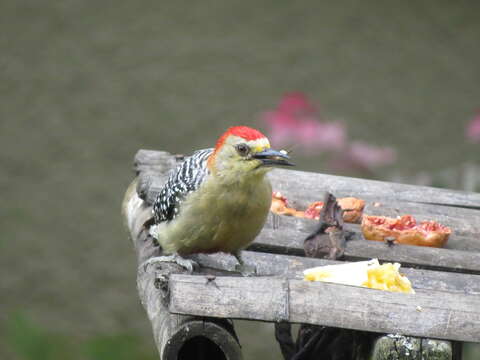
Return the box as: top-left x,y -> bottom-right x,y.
233,252 -> 257,277
141,253 -> 199,274
234,263 -> 257,277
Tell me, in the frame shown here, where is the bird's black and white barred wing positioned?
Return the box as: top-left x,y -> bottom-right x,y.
153,148 -> 213,223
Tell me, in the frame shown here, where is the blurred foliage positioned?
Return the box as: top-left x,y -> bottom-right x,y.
6,312 -> 157,360
83,335 -> 157,360
7,312 -> 68,360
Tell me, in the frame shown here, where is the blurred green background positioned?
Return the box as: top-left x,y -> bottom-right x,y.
1,0 -> 479,359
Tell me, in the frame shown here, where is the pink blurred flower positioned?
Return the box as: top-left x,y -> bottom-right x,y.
277,92 -> 317,117
348,141 -> 397,168
295,120 -> 346,152
261,92 -> 397,172
329,142 -> 396,171
466,112 -> 480,143
262,93 -> 346,151
262,110 -> 298,145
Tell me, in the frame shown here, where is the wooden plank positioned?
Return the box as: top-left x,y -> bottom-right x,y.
170,275 -> 289,322
270,167 -> 480,209
289,281 -> 480,343
288,214 -> 479,252
191,251 -> 480,295
262,213 -> 478,252
168,275 -> 480,343
344,240 -> 480,274
249,214 -> 480,274
133,149 -> 179,176
135,150 -> 480,242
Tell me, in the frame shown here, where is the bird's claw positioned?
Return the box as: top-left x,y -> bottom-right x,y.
141,254 -> 199,274
233,252 -> 257,276
234,263 -> 257,277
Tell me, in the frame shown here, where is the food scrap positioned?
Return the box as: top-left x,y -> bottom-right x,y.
361,215 -> 451,248
271,192 -> 365,223
270,192 -> 304,217
303,259 -> 414,294
304,197 -> 365,223
271,193 -> 451,248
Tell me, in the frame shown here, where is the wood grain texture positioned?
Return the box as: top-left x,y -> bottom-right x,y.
270,167 -> 480,209
251,214 -> 480,274
189,251 -> 480,295
168,275 -> 480,343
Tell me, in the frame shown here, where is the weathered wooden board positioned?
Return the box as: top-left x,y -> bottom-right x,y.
168,274 -> 480,343
134,150 -> 179,176
135,150 -> 480,243
264,213 -> 480,252
250,214 -> 480,274
270,167 -> 480,209
191,251 -> 480,295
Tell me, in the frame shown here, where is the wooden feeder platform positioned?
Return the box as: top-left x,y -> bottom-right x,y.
123,149 -> 480,360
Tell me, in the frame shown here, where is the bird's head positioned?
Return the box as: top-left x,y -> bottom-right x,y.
208,126 -> 293,176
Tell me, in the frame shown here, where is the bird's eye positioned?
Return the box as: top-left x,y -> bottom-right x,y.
235,143 -> 249,156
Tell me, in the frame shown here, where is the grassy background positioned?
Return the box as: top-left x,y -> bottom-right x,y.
1,0 -> 479,358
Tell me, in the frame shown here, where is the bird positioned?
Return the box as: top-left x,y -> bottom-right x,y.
145,125 -> 293,274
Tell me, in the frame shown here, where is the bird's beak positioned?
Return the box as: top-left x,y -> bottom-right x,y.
252,149 -> 294,167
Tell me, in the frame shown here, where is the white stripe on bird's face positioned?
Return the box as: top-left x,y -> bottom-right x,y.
223,135 -> 271,153
246,137 -> 271,153
212,135 -> 272,176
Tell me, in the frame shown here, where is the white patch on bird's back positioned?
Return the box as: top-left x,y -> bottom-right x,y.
149,224 -> 159,239
126,192 -> 144,230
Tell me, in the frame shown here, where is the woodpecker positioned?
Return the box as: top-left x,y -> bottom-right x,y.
147,126 -> 293,273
